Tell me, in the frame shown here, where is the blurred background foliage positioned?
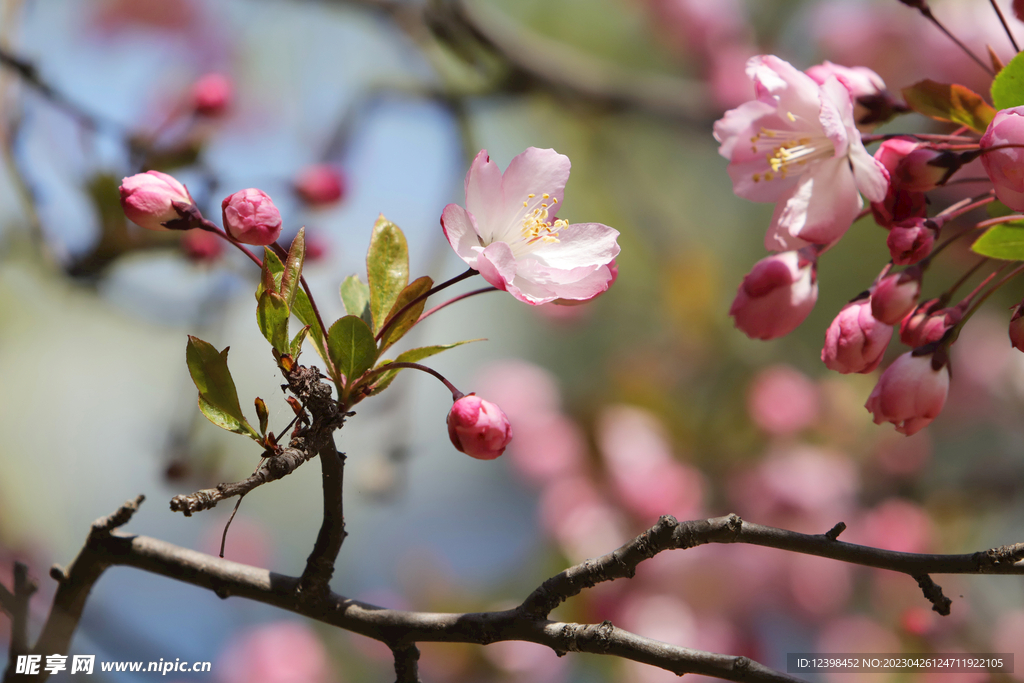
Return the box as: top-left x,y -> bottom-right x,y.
2,0 -> 1024,681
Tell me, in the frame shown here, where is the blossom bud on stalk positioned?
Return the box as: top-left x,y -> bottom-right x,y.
447,394 -> 513,460
887,218 -> 938,265
222,189 -> 283,245
822,296 -> 893,373
866,350 -> 950,436
899,299 -> 961,348
730,250 -> 818,340
871,188 -> 927,229
871,268 -> 922,325
980,106 -> 1024,210
873,137 -> 951,193
1010,303 -> 1024,352
119,170 -> 195,231
294,164 -> 346,206
191,73 -> 232,117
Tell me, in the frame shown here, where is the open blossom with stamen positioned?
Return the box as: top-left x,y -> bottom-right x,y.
441,148 -> 620,305
714,55 -> 888,251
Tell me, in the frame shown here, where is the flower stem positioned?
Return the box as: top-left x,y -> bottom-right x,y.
418,287 -> 498,324
950,263 -> 1024,343
989,0 -> 1021,52
374,267 -> 479,342
362,361 -> 463,401
197,219 -> 264,269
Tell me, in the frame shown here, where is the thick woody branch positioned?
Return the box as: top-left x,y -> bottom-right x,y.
391,644 -> 421,683
169,447 -> 316,516
521,514 -> 1024,617
12,507 -> 1024,683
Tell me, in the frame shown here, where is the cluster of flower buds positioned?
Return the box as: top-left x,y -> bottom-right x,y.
714,47 -> 1024,436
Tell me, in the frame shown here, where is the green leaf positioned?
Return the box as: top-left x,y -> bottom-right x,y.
280,228 -> 306,309
972,222 -> 1024,260
257,291 -> 291,354
258,247 -> 277,300
260,250 -> 332,374
290,325 -> 310,359
368,340 -> 482,395
198,396 -> 260,438
366,215 -> 409,334
379,276 -> 433,352
340,274 -> 373,327
255,397 -> 269,436
902,80 -> 995,134
186,336 -> 259,438
993,51 -> 1024,110
327,315 -> 378,385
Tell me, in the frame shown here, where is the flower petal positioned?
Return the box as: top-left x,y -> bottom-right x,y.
768,157 -> 862,247
441,203 -> 482,266
464,150 -> 504,242
748,55 -> 822,126
475,241 -> 519,293
501,148 -> 571,218
526,223 -> 620,270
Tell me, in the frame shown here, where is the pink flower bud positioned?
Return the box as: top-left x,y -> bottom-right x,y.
980,106 -> 1024,210
191,73 -> 232,117
865,351 -> 949,436
873,137 -> 949,192
871,188 -> 927,229
447,394 -> 513,460
221,189 -> 282,245
294,164 -> 346,206
822,297 -> 893,374
899,299 -> 960,348
181,229 -> 224,263
887,218 -> 937,265
871,269 -> 921,325
730,251 -> 818,340
1009,303 -> 1024,352
119,170 -> 194,231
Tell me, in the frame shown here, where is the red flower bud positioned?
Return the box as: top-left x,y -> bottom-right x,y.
447,395 -> 513,460
822,297 -> 893,374
871,268 -> 921,325
191,73 -> 232,117
119,170 -> 194,231
222,189 -> 283,245
294,165 -> 346,206
730,251 -> 818,340
887,218 -> 937,265
866,350 -> 949,436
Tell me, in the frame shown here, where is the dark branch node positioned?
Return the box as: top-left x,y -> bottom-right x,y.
92,495 -> 145,535
825,522 -> 847,541
914,574 -> 952,615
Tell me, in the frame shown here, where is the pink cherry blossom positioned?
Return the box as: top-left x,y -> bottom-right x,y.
221,188 -> 282,245
714,55 -> 888,251
441,148 -> 620,305
871,268 -> 921,325
191,73 -> 232,117
119,170 -> 194,231
866,351 -> 950,436
981,106 -> 1024,210
730,250 -> 818,340
446,394 -> 512,460
822,297 -> 893,374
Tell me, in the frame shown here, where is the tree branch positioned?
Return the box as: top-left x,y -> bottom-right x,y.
169,447 -> 316,516
4,563 -> 37,664
10,507 -> 1024,683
